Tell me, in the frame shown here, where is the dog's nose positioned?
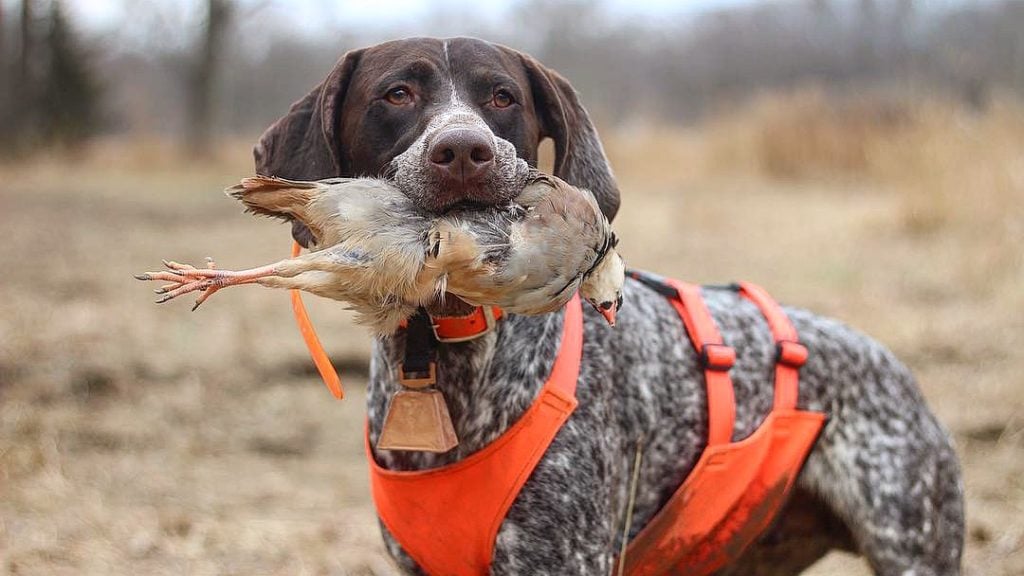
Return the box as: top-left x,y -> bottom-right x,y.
428,128 -> 495,186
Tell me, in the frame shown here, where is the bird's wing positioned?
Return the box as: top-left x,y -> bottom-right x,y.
500,177 -> 610,312
435,176 -> 609,314
515,174 -> 604,246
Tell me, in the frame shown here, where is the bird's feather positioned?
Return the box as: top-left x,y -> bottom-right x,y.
225,176 -> 333,242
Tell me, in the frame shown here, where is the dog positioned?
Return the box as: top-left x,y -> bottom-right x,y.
254,37 -> 964,575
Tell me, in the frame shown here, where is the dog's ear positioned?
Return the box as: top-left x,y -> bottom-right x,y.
253,50 -> 363,246
516,53 -> 621,222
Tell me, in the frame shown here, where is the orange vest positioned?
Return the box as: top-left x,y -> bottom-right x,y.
367,293 -> 583,575
363,280 -> 826,575
617,278 -> 826,575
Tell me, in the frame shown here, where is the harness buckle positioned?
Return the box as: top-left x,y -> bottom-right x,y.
700,344 -> 736,372
776,341 -> 808,368
398,361 -> 437,389
432,306 -> 498,343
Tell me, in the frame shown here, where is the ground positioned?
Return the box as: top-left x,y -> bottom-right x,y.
1,98 -> 1022,575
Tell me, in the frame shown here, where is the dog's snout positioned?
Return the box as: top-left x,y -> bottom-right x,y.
392,112 -> 523,213
428,128 -> 495,185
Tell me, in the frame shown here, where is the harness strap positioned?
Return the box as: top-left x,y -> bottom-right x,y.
666,280 -> 736,446
737,282 -> 809,410
620,277 -> 823,576
400,309 -> 436,381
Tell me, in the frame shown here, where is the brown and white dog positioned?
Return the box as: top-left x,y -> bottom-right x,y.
255,37 -> 963,575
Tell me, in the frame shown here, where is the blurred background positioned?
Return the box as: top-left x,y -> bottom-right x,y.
0,0 -> 1022,574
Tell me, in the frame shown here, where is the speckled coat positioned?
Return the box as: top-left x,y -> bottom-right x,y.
253,37 -> 964,575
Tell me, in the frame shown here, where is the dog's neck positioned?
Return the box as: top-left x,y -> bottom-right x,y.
366,309 -> 567,471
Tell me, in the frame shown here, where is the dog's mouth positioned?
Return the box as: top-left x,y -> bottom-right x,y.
431,159 -> 531,214
386,168 -> 513,214
390,143 -> 530,215
435,197 -> 511,215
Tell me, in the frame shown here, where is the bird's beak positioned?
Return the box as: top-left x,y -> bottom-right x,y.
600,307 -> 617,327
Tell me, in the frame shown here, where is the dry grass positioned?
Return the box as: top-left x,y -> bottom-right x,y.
699,87 -> 915,180
1,92 -> 1022,575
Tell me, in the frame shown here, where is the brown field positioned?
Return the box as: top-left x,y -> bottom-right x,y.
1,92 -> 1022,575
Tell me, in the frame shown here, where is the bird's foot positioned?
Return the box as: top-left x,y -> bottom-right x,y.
135,257 -> 253,311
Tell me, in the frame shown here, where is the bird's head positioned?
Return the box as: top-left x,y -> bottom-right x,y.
580,246 -> 625,327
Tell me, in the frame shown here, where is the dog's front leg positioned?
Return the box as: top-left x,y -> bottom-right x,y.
490,418 -> 619,576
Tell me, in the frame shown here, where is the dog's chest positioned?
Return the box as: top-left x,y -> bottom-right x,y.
364,281 -> 818,574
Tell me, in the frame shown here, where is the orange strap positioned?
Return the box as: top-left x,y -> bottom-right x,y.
666,280 -> 736,446
398,305 -> 505,342
289,241 -> 344,399
431,306 -> 504,341
367,295 -> 583,576
737,282 -> 808,410
621,280 -> 823,576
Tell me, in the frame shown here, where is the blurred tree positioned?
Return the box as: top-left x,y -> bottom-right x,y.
38,0 -> 102,147
856,0 -> 879,77
0,2 -> 7,136
19,0 -> 32,86
0,0 -> 37,153
186,0 -> 233,157
1,0 -> 104,153
7,0 -> 1024,143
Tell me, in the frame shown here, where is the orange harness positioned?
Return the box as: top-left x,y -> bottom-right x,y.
366,294 -> 583,575
618,277 -> 827,575
290,257 -> 825,574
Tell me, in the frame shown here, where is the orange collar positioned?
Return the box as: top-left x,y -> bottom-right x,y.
416,305 -> 504,343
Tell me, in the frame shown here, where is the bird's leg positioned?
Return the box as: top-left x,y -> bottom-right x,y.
135,257 -> 283,310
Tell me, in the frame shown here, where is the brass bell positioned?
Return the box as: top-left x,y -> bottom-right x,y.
377,362 -> 459,453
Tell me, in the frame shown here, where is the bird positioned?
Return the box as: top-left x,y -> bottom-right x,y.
135,172 -> 625,334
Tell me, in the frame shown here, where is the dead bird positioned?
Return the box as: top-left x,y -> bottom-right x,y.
136,172 -> 625,334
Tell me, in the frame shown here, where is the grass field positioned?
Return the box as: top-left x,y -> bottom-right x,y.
1,93 -> 1022,574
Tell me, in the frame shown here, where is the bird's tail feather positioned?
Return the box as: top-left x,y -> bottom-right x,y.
224,175 -> 321,222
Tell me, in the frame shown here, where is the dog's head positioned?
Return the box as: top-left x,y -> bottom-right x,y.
254,37 -> 620,247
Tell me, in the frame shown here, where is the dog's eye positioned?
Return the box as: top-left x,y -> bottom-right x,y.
492,89 -> 515,108
385,87 -> 413,105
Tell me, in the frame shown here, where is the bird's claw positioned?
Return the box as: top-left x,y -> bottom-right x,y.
135,257 -> 223,310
